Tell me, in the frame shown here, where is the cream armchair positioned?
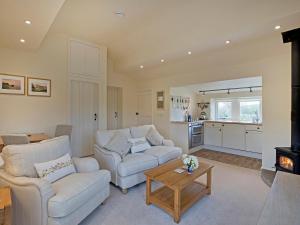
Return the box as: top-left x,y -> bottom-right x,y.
0,136 -> 111,225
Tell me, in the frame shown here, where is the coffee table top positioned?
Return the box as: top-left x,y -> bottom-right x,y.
144,157 -> 213,190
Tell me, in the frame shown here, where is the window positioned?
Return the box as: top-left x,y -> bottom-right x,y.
240,100 -> 261,122
216,101 -> 232,120
213,97 -> 262,122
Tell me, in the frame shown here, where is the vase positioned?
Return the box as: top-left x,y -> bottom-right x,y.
187,166 -> 193,174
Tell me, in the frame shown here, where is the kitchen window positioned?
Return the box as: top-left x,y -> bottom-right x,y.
240,100 -> 261,123
213,97 -> 262,122
216,101 -> 232,120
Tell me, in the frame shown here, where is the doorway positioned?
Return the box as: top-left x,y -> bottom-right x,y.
107,86 -> 123,130
137,90 -> 153,125
71,80 -> 99,157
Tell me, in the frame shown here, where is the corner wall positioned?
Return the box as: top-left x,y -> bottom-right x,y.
0,34 -> 69,136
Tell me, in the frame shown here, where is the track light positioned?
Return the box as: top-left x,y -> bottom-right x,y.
227,89 -> 230,94
202,91 -> 205,96
250,87 -> 253,93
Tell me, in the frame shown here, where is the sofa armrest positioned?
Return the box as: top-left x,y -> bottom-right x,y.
163,139 -> 175,147
94,144 -> 121,185
72,157 -> 99,173
0,170 -> 54,225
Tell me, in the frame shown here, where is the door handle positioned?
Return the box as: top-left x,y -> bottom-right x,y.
94,113 -> 97,121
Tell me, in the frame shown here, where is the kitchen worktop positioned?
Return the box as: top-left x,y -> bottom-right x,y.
170,120 -> 262,126
204,120 -> 262,126
170,120 -> 205,125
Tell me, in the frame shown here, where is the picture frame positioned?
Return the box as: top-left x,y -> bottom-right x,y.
0,73 -> 25,95
27,77 -> 51,97
157,91 -> 165,110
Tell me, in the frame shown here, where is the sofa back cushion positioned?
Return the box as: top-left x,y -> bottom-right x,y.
130,125 -> 155,138
2,136 -> 71,177
95,128 -> 131,147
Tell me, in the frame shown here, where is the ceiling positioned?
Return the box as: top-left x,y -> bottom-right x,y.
1,0 -> 300,76
0,0 -> 65,49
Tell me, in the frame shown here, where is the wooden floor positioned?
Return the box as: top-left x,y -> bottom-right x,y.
193,149 -> 262,170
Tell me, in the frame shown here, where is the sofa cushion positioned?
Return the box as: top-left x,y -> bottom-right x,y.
34,153 -> 76,183
104,132 -> 131,159
144,146 -> 182,164
48,170 -> 111,218
130,125 -> 155,138
128,137 -> 151,153
2,136 -> 71,177
117,153 -> 158,177
95,128 -> 131,147
146,127 -> 164,146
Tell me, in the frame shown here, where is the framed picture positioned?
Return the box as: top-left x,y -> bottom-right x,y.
0,73 -> 25,95
27,77 -> 51,97
157,91 -> 164,110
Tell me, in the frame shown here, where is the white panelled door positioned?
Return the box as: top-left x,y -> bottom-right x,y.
107,86 -> 122,130
71,80 -> 99,157
137,90 -> 153,125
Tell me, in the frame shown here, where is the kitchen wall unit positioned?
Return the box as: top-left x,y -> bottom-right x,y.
204,121 -> 262,158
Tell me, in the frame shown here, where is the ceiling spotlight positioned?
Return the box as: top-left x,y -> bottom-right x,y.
20,39 -> 25,43
114,11 -> 125,17
25,20 -> 31,25
225,40 -> 231,44
160,59 -> 165,63
188,51 -> 192,55
140,65 -> 144,69
275,25 -> 281,30
227,89 -> 230,94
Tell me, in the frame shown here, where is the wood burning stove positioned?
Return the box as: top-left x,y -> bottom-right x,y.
276,28 -> 300,174
275,147 -> 300,174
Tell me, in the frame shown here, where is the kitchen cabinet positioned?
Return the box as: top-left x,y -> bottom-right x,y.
204,121 -> 263,156
222,124 -> 245,150
245,130 -> 263,153
204,123 -> 222,146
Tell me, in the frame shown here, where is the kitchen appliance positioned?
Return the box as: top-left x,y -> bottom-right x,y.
189,122 -> 204,148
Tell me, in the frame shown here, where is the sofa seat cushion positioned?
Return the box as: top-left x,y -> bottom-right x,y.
144,146 -> 182,164
117,153 -> 158,177
48,170 -> 111,218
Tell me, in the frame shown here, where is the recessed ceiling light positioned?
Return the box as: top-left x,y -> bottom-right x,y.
188,51 -> 192,55
225,40 -> 231,44
275,25 -> 281,30
20,39 -> 25,43
114,11 -> 125,17
140,65 -> 144,69
160,59 -> 165,63
24,20 -> 31,25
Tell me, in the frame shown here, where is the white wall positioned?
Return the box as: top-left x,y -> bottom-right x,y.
0,34 -> 69,136
107,59 -> 138,128
137,53 -> 291,171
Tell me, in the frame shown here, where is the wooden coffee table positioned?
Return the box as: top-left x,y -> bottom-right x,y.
144,158 -> 213,223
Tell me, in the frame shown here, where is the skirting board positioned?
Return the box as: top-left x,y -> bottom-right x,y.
189,145 -> 262,159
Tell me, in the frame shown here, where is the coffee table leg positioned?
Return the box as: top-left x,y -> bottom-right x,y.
207,169 -> 212,195
174,189 -> 181,223
146,177 -> 151,205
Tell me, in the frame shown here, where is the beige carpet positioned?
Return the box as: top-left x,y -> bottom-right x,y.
80,158 -> 269,225
194,149 -> 262,170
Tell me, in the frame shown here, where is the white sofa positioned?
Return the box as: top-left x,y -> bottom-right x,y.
0,136 -> 111,225
94,125 -> 182,193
